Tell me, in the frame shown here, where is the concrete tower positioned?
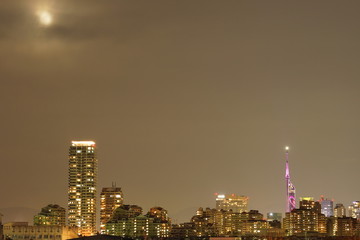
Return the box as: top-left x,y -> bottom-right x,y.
68,141 -> 97,236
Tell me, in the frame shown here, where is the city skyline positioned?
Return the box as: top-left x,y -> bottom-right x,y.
1,0 -> 360,226
0,140 -> 357,227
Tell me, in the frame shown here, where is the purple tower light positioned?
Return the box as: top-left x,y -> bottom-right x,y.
285,146 -> 296,212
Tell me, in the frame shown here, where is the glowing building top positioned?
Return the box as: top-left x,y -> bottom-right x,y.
71,141 -> 96,146
215,193 -> 248,213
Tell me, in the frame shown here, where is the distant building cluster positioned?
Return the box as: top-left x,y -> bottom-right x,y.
1,142 -> 360,240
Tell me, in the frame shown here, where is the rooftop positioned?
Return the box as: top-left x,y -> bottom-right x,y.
71,141 -> 96,146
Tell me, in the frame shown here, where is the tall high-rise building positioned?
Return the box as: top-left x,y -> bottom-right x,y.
215,194 -> 248,213
68,141 -> 97,236
285,146 -> 296,213
319,196 -> 333,217
100,185 -> 124,234
348,201 -> 360,220
334,203 -> 346,217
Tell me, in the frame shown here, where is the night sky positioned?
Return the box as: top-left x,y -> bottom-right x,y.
1,0 -> 360,224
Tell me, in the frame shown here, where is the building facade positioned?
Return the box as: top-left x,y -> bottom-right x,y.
100,186 -> 124,234
34,204 -> 66,226
190,207 -> 276,238
334,203 -> 346,217
68,141 -> 97,236
327,216 -> 360,237
105,205 -> 171,238
215,194 -> 248,213
319,196 -> 334,217
283,198 -> 326,236
348,201 -> 360,220
3,222 -> 78,240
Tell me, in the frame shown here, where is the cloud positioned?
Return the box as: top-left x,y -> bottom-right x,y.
0,0 -> 161,43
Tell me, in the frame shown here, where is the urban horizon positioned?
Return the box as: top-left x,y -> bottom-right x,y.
2,1 -> 360,239
1,141 -> 357,227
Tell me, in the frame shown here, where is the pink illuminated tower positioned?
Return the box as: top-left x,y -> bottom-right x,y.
285,146 -> 296,212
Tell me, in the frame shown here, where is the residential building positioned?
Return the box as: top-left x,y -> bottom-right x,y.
68,141 -> 97,236
146,207 -> 170,223
283,197 -> 326,236
327,216 -> 359,236
334,203 -> 346,217
3,222 -> 78,240
348,201 -> 360,220
215,194 -> 248,213
100,186 -> 124,234
170,222 -> 196,239
105,205 -> 171,238
190,207 -> 273,237
34,204 -> 66,226
319,196 -> 334,217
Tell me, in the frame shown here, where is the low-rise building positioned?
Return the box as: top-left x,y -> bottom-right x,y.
105,205 -> 171,238
327,216 -> 360,237
170,223 -> 196,239
3,222 -> 78,240
33,204 -> 66,226
190,207 -> 273,237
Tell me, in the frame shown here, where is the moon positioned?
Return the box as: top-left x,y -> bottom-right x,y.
38,11 -> 53,26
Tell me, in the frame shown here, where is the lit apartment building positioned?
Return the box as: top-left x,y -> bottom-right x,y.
34,204 -> 66,226
319,196 -> 334,217
215,194 -> 248,213
3,222 -> 78,240
327,216 -> 359,236
100,186 -> 123,234
283,197 -> 327,236
239,210 -> 269,236
348,201 -> 360,220
191,207 -> 272,237
105,205 -> 171,238
147,207 -> 170,223
68,141 -> 97,236
334,203 -> 346,217
170,222 -> 197,239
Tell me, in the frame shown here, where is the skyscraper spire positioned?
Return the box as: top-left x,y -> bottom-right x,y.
285,146 -> 296,213
285,146 -> 290,179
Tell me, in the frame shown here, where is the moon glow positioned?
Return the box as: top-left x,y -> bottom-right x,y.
38,11 -> 53,26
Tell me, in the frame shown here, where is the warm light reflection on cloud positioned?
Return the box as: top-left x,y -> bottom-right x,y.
37,10 -> 52,26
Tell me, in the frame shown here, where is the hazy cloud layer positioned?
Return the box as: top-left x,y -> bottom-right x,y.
1,0 -> 360,224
